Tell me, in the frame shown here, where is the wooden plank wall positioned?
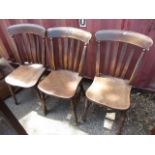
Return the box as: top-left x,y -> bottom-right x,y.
0,19 -> 155,90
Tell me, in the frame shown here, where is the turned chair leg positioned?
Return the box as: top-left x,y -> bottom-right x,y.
39,91 -> 47,115
71,98 -> 78,125
82,98 -> 91,122
117,110 -> 127,135
7,84 -> 19,105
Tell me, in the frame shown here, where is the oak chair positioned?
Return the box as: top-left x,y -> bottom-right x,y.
38,27 -> 91,124
82,30 -> 153,134
5,24 -> 46,105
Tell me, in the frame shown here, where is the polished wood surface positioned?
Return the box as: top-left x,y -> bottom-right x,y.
46,27 -> 92,73
86,76 -> 131,110
38,27 -> 91,123
38,70 -> 82,98
47,27 -> 91,43
83,30 -> 153,134
8,23 -> 45,37
5,24 -> 46,105
95,30 -> 153,84
96,30 -> 153,50
5,64 -> 45,88
1,20 -> 155,91
8,24 -> 46,65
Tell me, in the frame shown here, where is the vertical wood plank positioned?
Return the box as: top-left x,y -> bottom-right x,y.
115,43 -> 128,76
21,34 -> 30,62
27,34 -> 36,63
78,43 -> 87,74
49,39 -> 55,69
13,36 -> 24,64
104,42 -> 111,74
64,38 -> 68,69
36,35 -> 40,63
68,39 -> 74,70
73,40 -> 80,71
96,41 -> 100,75
41,38 -> 45,65
58,38 -> 63,68
110,42 -> 119,75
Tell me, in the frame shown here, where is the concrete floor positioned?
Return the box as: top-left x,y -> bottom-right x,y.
4,81 -> 155,135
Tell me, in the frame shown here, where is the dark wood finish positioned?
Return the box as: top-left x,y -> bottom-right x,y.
86,76 -> 131,110
5,64 -> 45,88
7,84 -> 19,105
117,110 -> 127,135
8,24 -> 45,37
38,70 -> 82,98
5,24 -> 46,105
96,30 -> 153,50
83,30 -> 153,134
71,98 -> 78,124
95,30 -> 153,82
0,99 -> 27,135
1,19 -> 155,91
47,27 -> 91,43
82,98 -> 91,122
47,27 -> 91,72
38,27 -> 91,123
39,91 -> 47,115
151,127 -> 155,135
8,24 -> 46,64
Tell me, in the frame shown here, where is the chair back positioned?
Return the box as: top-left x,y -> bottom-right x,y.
95,30 -> 153,83
46,27 -> 92,73
8,24 -> 46,65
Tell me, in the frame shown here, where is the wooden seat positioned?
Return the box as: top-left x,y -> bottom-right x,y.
86,76 -> 131,110
5,24 -> 46,105
38,70 -> 82,98
82,30 -> 153,134
38,27 -> 92,124
5,64 -> 45,88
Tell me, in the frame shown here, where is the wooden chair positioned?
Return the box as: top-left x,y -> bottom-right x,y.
82,30 -> 153,134
38,27 -> 92,124
5,24 -> 46,105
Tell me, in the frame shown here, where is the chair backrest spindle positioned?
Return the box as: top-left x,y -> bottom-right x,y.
7,24 -> 46,65
95,30 -> 153,83
47,27 -> 92,73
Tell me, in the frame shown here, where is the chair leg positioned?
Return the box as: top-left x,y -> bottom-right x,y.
7,84 -> 19,105
80,83 -> 85,97
82,98 -> 91,122
34,86 -> 41,99
70,98 -> 78,125
117,110 -> 127,135
39,91 -> 47,115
